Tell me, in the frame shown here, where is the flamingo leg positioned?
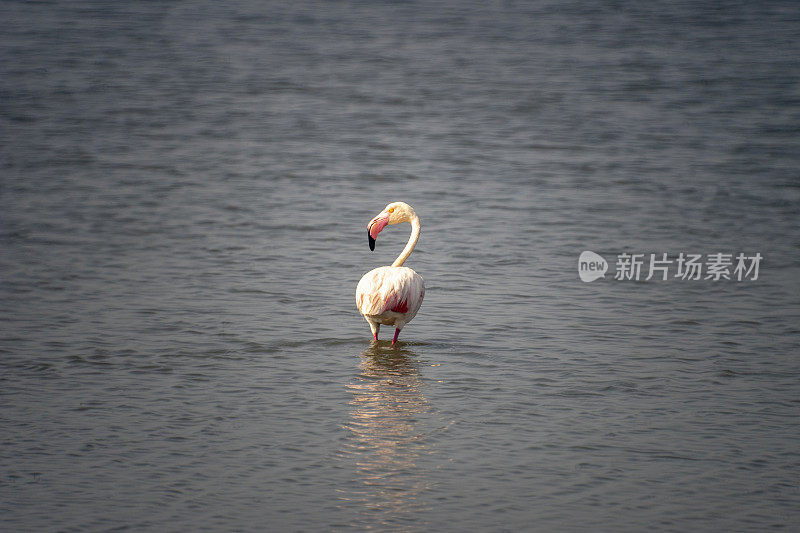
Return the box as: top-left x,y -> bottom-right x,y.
392,328 -> 400,346
367,320 -> 380,341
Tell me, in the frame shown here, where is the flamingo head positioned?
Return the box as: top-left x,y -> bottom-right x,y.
367,201 -> 416,251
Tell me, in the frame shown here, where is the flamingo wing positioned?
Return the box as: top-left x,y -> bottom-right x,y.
356,266 -> 425,318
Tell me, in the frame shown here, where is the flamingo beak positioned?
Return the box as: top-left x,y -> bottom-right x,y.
367,212 -> 390,251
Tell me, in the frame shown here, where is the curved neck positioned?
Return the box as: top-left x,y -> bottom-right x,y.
392,215 -> 420,267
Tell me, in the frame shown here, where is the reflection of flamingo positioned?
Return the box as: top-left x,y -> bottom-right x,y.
356,202 -> 425,345
340,347 -> 432,522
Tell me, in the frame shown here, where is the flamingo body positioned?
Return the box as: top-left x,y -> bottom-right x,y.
356,202 -> 425,345
356,266 -> 425,338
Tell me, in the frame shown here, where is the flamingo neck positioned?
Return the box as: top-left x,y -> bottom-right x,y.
391,215 -> 420,267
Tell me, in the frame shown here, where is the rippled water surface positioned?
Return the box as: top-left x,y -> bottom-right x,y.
2,1 -> 799,531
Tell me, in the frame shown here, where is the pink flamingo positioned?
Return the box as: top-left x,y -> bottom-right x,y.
356,202 -> 425,346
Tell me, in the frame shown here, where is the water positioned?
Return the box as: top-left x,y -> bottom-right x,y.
2,0 -> 799,530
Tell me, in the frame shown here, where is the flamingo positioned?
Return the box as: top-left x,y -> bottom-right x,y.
356,202 -> 425,346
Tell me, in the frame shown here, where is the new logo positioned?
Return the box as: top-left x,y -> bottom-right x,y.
578,250 -> 608,282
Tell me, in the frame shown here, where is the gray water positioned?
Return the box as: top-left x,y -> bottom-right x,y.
2,1 -> 800,531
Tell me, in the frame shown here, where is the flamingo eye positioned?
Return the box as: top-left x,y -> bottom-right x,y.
388,208 -> 394,213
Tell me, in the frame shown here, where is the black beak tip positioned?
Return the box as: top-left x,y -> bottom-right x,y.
368,231 -> 376,251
